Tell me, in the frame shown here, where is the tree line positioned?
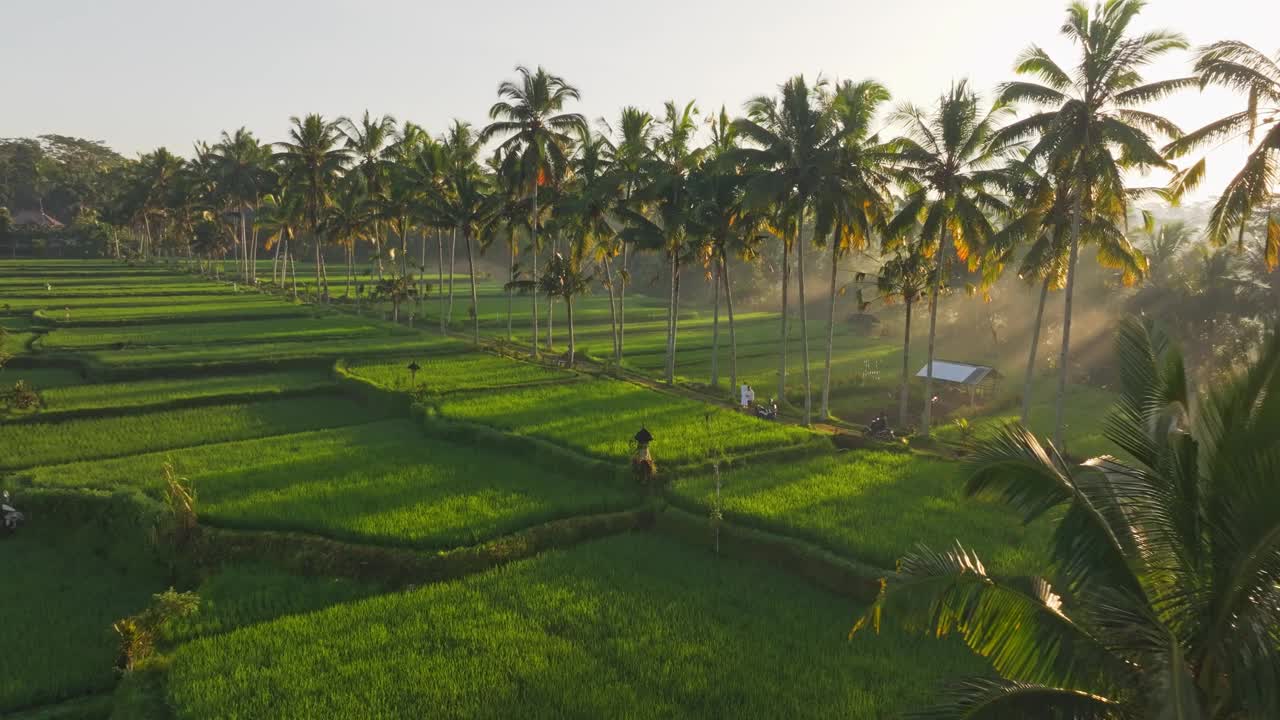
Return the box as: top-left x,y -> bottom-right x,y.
10,0 -> 1278,442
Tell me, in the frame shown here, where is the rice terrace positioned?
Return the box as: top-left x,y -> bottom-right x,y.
2,1 -> 1279,718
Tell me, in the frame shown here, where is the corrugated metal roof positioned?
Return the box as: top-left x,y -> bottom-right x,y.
915,360 -> 996,385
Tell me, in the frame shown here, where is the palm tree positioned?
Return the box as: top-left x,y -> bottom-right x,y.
995,0 -> 1190,449
276,114 -> 350,301
603,107 -> 656,361
886,80 -> 1012,436
539,247 -> 594,367
856,317 -> 1280,719
562,126 -> 621,361
339,111 -> 398,276
813,79 -> 897,420
322,175 -> 374,298
210,128 -> 273,283
690,107 -> 748,390
620,100 -> 703,386
133,148 -> 184,259
431,121 -> 494,344
482,66 -> 587,358
404,137 -> 448,330
875,236 -> 932,429
1166,41 -> 1280,270
734,75 -> 840,425
257,192 -> 303,299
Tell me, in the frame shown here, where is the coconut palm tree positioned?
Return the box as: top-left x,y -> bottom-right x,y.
256,192 -> 303,298
734,75 -> 841,425
430,121 -> 495,344
689,107 -> 749,390
276,114 -> 350,301
339,111 -> 398,276
1134,218 -> 1195,285
562,126 -> 621,361
539,246 -> 594,367
322,175 -> 375,298
603,107 -> 656,361
1166,41 -> 1279,270
813,79 -> 897,420
886,80 -> 1013,436
619,100 -> 704,385
875,237 -> 932,428
995,0 -> 1190,449
483,147 -> 529,344
481,66 -> 586,358
210,128 -> 273,283
856,316 -> 1280,719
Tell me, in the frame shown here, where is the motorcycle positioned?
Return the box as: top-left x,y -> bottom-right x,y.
1,491 -> 23,535
753,401 -> 779,421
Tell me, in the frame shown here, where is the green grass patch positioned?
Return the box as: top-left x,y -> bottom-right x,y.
166,533 -> 983,719
84,333 -> 464,370
39,316 -> 398,351
25,420 -> 636,549
160,564 -> 386,645
37,370 -> 333,413
35,298 -> 311,325
0,395 -> 391,470
671,450 -> 1049,575
0,528 -> 167,712
344,353 -> 573,394
434,377 -> 819,467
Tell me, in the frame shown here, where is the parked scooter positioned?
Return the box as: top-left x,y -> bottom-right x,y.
753,399 -> 779,421
1,491 -> 23,535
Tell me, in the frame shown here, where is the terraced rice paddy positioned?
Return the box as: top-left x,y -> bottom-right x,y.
433,377 -> 822,466
164,534 -> 985,719
0,259 -> 1070,718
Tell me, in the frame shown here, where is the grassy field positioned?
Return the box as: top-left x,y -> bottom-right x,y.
38,315 -> 398,351
434,377 -> 821,466
0,259 -> 1122,717
165,533 -> 984,719
343,353 -> 574,394
21,420 -> 638,548
671,450 -> 1049,574
0,395 -> 390,470
34,298 -> 313,325
37,369 -> 333,412
0,527 -> 168,712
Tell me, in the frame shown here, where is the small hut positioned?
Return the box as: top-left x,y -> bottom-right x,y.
915,360 -> 1000,406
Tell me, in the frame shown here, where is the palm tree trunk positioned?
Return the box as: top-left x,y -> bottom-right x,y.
401,221 -> 409,277
796,223 -> 813,426
821,233 -> 839,420
671,265 -> 682,382
271,237 -> 281,285
899,298 -> 913,428
921,226 -> 949,437
437,230 -> 446,333
711,250 -> 721,388
419,229 -> 428,312
313,231 -> 323,303
603,255 -> 620,363
465,227 -> 480,344
530,178 -> 540,358
665,250 -> 677,385
566,295 -> 576,367
723,253 -> 738,391
777,234 -> 791,404
288,240 -> 298,301
1055,192 -> 1084,451
239,207 -> 248,282
546,235 -> 556,351
619,243 -> 628,359
507,231 -> 515,343
1022,277 -> 1051,426
447,228 -> 457,324
346,244 -> 354,298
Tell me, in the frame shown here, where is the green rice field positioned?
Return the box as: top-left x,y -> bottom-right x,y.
0,259 -> 1089,718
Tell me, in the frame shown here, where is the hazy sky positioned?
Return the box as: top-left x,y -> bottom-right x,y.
4,0 -> 1275,198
